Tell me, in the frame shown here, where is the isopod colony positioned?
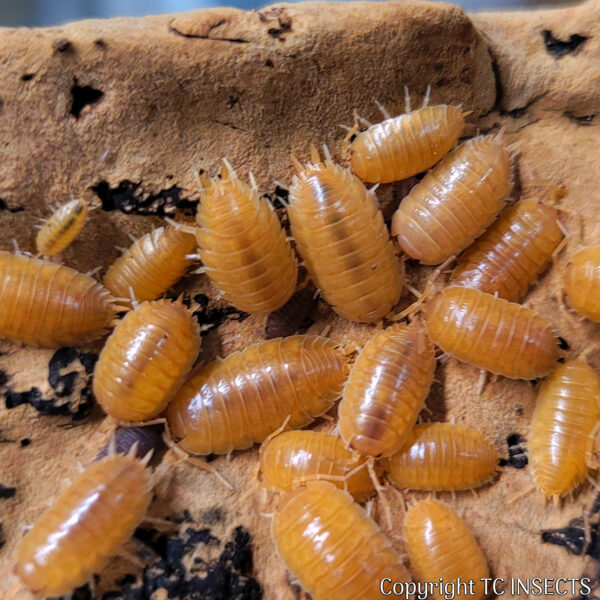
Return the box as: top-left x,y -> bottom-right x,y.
3,86 -> 600,600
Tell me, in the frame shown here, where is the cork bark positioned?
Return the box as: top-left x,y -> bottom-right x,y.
1,1 -> 599,598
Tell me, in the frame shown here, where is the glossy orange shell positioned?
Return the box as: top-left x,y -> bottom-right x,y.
404,500 -> 489,600
103,226 -> 196,307
196,170 -> 297,314
350,105 -> 465,183
166,335 -> 349,455
529,359 -> 600,499
338,322 -> 435,458
15,455 -> 151,597
288,157 -> 403,322
424,286 -> 559,379
564,245 -> 600,322
0,251 -> 120,348
391,135 -> 512,265
36,199 -> 88,257
272,481 -> 411,600
451,200 -> 562,301
93,300 -> 201,422
259,430 -> 373,502
386,423 -> 498,491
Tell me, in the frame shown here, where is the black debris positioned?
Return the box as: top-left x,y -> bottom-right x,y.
542,30 -> 588,58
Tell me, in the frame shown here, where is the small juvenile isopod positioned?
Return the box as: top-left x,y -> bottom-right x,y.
391,134 -> 513,265
386,423 -> 499,491
451,199 -> 563,301
348,91 -> 467,183
258,430 -> 374,501
529,359 -> 600,501
288,146 -> 403,323
338,322 -> 435,458
0,251 -> 121,348
272,481 -> 411,600
103,225 -> 197,307
93,299 -> 201,422
404,499 -> 489,600
195,161 -> 297,314
564,245 -> 600,322
35,198 -> 88,257
166,335 -> 349,455
15,450 -> 152,597
424,286 -> 560,379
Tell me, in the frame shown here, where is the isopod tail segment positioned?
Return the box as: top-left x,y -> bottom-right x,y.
116,416 -> 235,492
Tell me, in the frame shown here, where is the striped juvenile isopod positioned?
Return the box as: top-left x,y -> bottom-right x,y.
338,322 -> 435,458
272,481 -> 411,600
0,251 -> 121,347
258,430 -> 374,501
103,225 -> 197,307
424,286 -> 560,379
93,299 -> 201,422
165,335 -> 349,455
347,89 -> 467,183
35,198 -> 88,257
391,134 -> 513,265
529,359 -> 600,502
195,161 -> 297,314
386,423 -> 499,491
288,146 -> 403,323
451,199 -> 563,301
404,499 -> 489,600
564,245 -> 600,322
14,448 -> 152,597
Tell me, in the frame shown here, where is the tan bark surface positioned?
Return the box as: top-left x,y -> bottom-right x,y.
0,1 -> 599,598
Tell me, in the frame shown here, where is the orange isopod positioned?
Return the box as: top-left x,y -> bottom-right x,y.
349,93 -> 466,183
35,198 -> 88,257
451,199 -> 563,301
386,423 -> 499,491
564,245 -> 600,322
195,161 -> 297,314
404,499 -> 489,600
166,335 -> 349,455
258,430 -> 374,501
93,299 -> 201,422
424,286 -> 560,379
0,251 -> 121,348
338,322 -> 435,458
14,451 -> 152,597
272,481 -> 411,600
391,134 -> 513,265
528,359 -> 600,501
288,147 -> 403,323
103,225 -> 197,307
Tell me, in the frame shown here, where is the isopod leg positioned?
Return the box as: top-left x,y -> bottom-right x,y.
476,369 -> 488,396
390,255 -> 456,321
368,460 -> 392,531
586,420 -> 600,470
160,430 -> 235,492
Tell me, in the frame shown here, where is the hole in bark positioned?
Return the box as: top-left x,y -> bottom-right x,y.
70,81 -> 104,118
542,30 -> 588,58
499,433 -> 527,469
